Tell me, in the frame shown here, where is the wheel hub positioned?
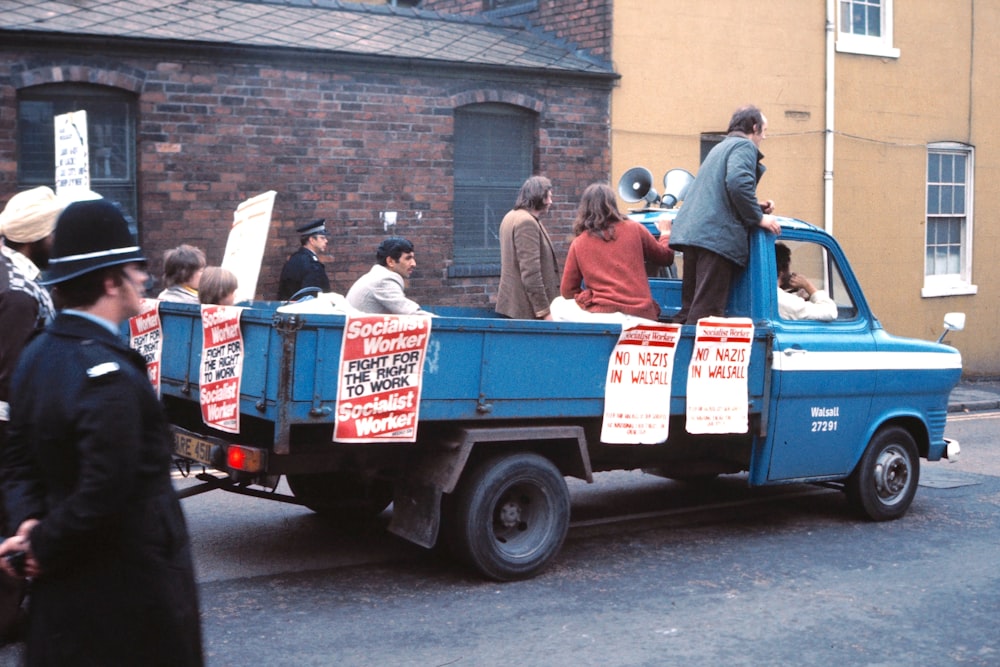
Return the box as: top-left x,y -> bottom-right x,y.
497,500 -> 522,529
874,447 -> 909,499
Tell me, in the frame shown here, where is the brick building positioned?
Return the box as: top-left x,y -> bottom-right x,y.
0,0 -> 616,305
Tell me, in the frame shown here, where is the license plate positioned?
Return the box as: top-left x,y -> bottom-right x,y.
172,428 -> 219,467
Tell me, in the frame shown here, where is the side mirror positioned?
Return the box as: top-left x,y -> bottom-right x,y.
937,312 -> 966,343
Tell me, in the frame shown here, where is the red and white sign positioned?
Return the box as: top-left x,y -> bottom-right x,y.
334,314 -> 432,442
601,322 -> 682,444
199,305 -> 244,434
128,298 -> 162,396
686,317 -> 754,434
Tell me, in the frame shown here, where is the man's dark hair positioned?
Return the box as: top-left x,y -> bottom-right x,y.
775,242 -> 791,275
51,266 -> 126,310
376,237 -> 414,266
728,105 -> 764,135
514,176 -> 553,211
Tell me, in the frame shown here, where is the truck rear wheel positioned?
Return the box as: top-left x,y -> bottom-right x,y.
286,472 -> 393,522
845,426 -> 919,521
449,452 -> 570,581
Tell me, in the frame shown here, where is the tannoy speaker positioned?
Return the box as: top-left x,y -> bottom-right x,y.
661,168 -> 694,208
617,167 -> 659,205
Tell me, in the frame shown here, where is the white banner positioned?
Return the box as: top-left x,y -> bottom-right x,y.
54,110 -> 90,197
601,322 -> 682,444
685,317 -> 754,434
221,191 -> 276,303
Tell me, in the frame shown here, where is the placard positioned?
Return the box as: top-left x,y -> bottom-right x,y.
334,314 -> 432,442
128,298 -> 163,396
54,110 -> 90,197
199,305 -> 244,434
686,317 -> 754,434
221,190 -> 276,303
601,322 -> 682,444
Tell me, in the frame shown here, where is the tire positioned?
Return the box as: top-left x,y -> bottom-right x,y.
845,426 -> 919,521
450,452 -> 570,582
286,472 -> 393,522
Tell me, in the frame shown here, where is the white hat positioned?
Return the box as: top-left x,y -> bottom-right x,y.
0,186 -> 65,243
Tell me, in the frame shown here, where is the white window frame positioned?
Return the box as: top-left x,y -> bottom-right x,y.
922,142 -> 976,298
836,0 -> 900,58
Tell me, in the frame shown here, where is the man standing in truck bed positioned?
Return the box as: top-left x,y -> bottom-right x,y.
670,105 -> 781,324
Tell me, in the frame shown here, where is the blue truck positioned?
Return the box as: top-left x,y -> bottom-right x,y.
163,215 -> 963,580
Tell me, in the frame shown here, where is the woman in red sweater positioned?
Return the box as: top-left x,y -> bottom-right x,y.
560,182 -> 674,321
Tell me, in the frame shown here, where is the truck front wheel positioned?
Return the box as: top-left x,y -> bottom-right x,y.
845,426 -> 919,521
449,452 -> 570,581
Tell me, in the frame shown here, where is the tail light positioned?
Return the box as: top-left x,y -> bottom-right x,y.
226,444 -> 266,473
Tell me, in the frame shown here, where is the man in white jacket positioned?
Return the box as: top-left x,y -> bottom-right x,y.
775,242 -> 837,321
347,237 -> 431,315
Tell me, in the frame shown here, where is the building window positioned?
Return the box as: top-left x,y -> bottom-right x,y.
836,0 -> 899,58
923,143 -> 976,297
451,103 -> 535,274
17,83 -> 138,236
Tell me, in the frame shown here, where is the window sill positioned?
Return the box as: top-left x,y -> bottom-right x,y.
835,40 -> 900,59
447,263 -> 501,279
921,283 -> 978,298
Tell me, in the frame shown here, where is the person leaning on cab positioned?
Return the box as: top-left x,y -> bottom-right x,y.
198,266 -> 239,306
556,182 -> 674,321
156,244 -> 205,304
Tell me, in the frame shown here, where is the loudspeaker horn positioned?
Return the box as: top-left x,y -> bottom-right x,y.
617,167 -> 659,205
661,168 -> 694,208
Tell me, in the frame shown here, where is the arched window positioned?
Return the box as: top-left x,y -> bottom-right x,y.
17,83 -> 138,235
451,103 -> 536,273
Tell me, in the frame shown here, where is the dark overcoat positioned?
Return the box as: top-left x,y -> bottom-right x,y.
277,246 -> 330,300
1,313 -> 202,666
669,135 -> 767,268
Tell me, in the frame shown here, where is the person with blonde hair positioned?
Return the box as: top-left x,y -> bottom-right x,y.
157,244 -> 205,303
198,266 -> 238,306
559,183 -> 673,321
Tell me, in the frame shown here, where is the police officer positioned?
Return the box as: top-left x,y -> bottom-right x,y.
277,218 -> 331,299
0,199 -> 203,665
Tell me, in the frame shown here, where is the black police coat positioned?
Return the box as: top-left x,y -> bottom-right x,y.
1,313 -> 202,666
277,246 -> 330,299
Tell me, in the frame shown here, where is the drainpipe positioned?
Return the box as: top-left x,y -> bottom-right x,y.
825,0 -> 836,234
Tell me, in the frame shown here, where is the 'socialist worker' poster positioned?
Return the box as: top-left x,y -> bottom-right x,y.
601,321 -> 682,444
686,317 -> 755,434
128,298 -> 163,397
334,314 -> 432,442
199,305 -> 245,434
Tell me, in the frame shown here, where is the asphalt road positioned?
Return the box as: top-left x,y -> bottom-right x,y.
2,411 -> 998,666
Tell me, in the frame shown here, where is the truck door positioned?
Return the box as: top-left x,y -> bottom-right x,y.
762,237 -> 876,482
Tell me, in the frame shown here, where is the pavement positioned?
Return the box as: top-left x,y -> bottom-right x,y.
948,378 -> 1000,413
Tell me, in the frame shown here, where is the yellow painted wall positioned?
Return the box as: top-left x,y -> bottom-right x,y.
612,1 -> 998,375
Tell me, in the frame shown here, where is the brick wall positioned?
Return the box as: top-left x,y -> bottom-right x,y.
0,50 -> 611,307
425,0 -> 612,57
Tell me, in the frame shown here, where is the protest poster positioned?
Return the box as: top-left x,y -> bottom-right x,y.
601,321 -> 682,444
54,110 -> 90,197
334,314 -> 432,443
128,298 -> 162,396
221,190 -> 276,303
199,305 -> 244,434
686,317 -> 755,434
